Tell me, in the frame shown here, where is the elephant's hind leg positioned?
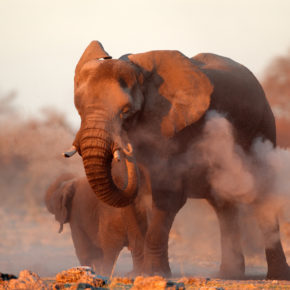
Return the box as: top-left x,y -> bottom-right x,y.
209,198 -> 245,279
254,203 -> 290,280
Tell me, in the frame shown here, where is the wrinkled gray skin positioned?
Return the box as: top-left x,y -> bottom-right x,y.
68,41 -> 290,279
45,163 -> 151,276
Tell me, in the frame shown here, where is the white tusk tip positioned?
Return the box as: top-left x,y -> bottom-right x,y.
113,150 -> 121,162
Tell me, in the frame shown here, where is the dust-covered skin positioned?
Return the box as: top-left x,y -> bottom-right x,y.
68,41 -> 289,279
45,162 -> 151,276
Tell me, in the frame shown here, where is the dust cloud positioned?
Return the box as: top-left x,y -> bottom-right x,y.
169,110 -> 290,277
197,110 -> 290,211
0,96 -> 84,276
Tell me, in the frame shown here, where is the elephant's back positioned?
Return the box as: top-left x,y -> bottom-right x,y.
191,53 -> 276,148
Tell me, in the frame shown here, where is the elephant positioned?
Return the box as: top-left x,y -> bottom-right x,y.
64,40 -> 290,279
45,161 -> 152,276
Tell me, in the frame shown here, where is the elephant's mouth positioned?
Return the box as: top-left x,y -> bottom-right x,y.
64,128 -> 139,207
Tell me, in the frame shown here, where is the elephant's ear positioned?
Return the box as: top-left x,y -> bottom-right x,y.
55,180 -> 75,233
75,41 -> 112,85
45,176 -> 76,233
128,51 -> 213,137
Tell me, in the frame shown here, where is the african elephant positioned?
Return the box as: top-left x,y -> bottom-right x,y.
45,162 -> 151,276
64,40 -> 290,279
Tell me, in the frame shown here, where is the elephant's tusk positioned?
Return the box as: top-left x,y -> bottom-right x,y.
62,146 -> 77,158
113,149 -> 121,162
123,143 -> 133,156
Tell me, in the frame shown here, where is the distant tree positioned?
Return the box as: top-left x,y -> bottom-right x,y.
262,49 -> 290,147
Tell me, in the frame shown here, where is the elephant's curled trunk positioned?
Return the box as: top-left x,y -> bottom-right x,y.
80,127 -> 139,207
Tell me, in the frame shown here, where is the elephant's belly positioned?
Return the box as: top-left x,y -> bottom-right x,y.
183,166 -> 211,198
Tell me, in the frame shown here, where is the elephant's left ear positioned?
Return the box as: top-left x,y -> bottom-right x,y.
128,51 -> 213,137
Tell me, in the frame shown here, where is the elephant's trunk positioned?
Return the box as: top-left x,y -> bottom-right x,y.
80,127 -> 138,207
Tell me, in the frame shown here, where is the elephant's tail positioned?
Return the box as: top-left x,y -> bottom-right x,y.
45,173 -> 76,233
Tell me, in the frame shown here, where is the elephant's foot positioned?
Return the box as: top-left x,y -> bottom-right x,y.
143,268 -> 172,278
217,269 -> 245,280
267,265 -> 290,280
125,270 -> 140,278
125,264 -> 145,278
143,257 -> 172,277
265,242 -> 290,280
217,262 -> 245,280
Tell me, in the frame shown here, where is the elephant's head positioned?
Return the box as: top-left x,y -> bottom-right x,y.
45,173 -> 76,233
66,41 -> 213,207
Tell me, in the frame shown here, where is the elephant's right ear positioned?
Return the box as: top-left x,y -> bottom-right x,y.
128,51 -> 213,138
75,41 -> 112,85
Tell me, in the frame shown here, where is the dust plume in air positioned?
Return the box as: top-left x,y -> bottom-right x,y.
169,110 -> 290,277
0,95 -> 84,276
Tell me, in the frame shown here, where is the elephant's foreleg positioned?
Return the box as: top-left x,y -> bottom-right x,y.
254,204 -> 290,280
98,225 -> 127,276
70,224 -> 103,272
123,205 -> 146,275
143,207 -> 177,277
209,199 -> 245,279
101,248 -> 122,276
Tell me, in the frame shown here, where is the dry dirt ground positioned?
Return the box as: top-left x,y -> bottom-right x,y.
2,267 -> 290,289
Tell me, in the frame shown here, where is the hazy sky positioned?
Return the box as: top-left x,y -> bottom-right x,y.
1,0 -> 290,128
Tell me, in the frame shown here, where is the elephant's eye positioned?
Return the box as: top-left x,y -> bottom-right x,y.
120,105 -> 131,119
